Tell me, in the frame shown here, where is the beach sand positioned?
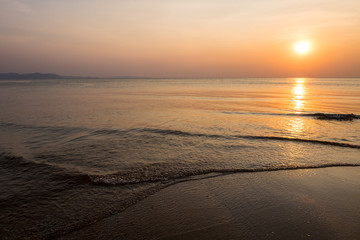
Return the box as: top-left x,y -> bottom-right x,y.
60,167 -> 360,240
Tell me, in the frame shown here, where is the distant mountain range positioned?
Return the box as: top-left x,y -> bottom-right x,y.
0,73 -> 148,80
0,72 -> 96,80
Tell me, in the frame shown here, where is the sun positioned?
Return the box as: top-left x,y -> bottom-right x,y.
295,41 -> 310,54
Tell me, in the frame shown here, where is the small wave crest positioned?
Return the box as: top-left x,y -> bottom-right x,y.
1,151 -> 33,168
0,121 -> 88,132
87,163 -> 360,186
222,112 -> 360,121
0,151 -> 91,185
2,151 -> 359,188
239,136 -> 360,149
137,128 -> 360,149
138,128 -> 217,138
309,113 -> 360,121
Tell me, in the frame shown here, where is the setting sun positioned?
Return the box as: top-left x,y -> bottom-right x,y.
295,41 -> 311,54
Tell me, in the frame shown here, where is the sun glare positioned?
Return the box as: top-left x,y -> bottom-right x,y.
295,41 -> 310,54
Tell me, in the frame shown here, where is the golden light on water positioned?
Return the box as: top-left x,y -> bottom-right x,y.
294,99 -> 304,112
287,78 -> 308,135
295,41 -> 311,54
288,118 -> 305,133
293,85 -> 305,98
292,78 -> 307,112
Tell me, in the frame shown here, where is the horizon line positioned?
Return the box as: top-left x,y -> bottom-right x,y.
0,72 -> 359,79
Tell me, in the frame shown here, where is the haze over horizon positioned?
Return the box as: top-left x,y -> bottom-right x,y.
1,0 -> 360,78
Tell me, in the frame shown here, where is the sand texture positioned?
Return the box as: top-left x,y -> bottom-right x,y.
60,167 -> 360,240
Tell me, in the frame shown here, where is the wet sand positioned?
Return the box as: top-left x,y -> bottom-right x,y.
60,167 -> 360,240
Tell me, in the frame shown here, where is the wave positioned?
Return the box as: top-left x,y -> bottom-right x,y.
309,113 -> 360,120
87,163 -> 360,186
0,151 -> 90,185
0,151 -> 52,171
2,120 -> 359,149
3,150 -> 359,188
0,121 -> 87,132
222,112 -> 360,121
62,126 -> 360,149
238,135 -> 360,149
1,111 -> 358,138
138,128 -> 360,149
0,151 -> 92,210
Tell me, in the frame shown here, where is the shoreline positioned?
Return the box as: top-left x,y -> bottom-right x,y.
60,166 -> 360,240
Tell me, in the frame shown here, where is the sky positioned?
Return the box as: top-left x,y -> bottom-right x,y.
0,0 -> 360,78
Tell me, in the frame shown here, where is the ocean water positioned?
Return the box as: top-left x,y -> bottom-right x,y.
0,78 -> 360,239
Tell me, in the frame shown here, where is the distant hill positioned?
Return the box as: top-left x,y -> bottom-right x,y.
0,73 -> 148,80
0,72 -> 101,80
0,72 -> 70,80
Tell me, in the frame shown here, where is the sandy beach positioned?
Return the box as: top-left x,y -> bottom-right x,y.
60,166 -> 360,240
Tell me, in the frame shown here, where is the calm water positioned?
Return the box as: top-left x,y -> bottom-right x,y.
1,78 -> 360,239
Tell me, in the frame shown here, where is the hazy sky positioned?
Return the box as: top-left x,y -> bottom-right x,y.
1,0 -> 359,77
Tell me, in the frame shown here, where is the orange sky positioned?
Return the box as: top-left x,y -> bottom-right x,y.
0,0 -> 359,77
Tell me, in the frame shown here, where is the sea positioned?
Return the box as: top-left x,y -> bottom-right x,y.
0,78 -> 359,239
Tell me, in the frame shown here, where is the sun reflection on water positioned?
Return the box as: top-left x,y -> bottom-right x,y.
292,78 -> 307,113
286,78 -> 308,136
288,118 -> 304,134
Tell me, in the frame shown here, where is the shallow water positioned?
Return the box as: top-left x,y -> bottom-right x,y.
0,78 -> 360,239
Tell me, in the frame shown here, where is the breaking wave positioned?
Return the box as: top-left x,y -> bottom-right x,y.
3,151 -> 359,188
2,120 -> 359,149
0,151 -> 90,185
222,112 -> 360,121
87,163 -> 360,186
137,128 -> 360,149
